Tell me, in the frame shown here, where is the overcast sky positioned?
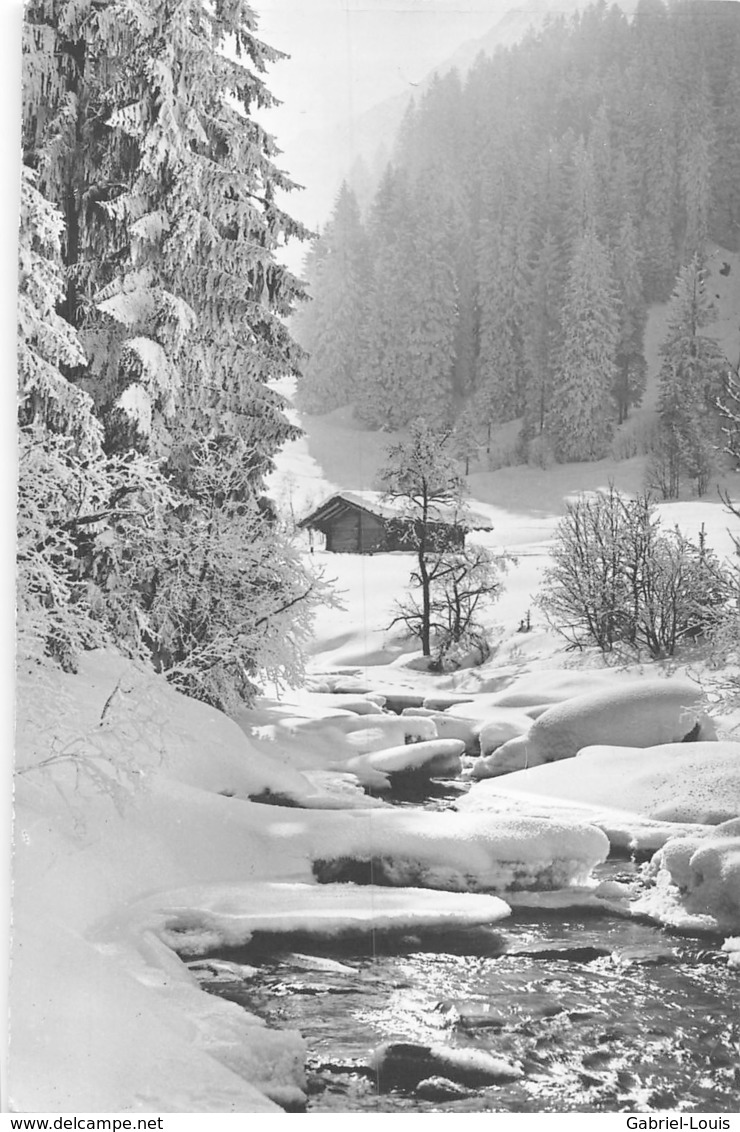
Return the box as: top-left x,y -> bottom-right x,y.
254,0 -> 511,131
250,0 -> 518,253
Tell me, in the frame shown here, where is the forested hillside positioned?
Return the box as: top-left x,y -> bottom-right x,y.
294,0 -> 740,487
18,0 -> 325,710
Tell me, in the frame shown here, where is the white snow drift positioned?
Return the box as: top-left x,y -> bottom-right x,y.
634,820 -> 740,933
463,741 -> 740,825
105,881 -> 512,958
303,808 -> 610,892
473,678 -> 715,777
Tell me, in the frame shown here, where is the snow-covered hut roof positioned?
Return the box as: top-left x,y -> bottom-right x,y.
297,490 -> 492,532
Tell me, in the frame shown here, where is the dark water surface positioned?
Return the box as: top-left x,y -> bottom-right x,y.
202,862 -> 740,1113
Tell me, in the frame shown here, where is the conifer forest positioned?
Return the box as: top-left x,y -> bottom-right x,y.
294,0 -> 740,472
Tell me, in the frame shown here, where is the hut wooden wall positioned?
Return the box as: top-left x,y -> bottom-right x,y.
325,508 -> 386,553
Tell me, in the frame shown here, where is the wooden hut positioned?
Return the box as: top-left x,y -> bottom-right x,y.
297,491 -> 491,554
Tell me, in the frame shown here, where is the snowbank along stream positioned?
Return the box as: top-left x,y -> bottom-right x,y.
187,671 -> 740,1115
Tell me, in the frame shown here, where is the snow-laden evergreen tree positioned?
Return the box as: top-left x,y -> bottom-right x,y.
522,228 -> 563,440
402,170 -> 457,425
566,136 -> 602,247
354,166 -> 414,428
294,183 -> 368,415
711,59 -> 740,249
19,0 -> 324,707
395,70 -> 475,402
24,0 -> 307,473
718,365 -> 740,468
549,226 -> 619,461
355,164 -> 456,429
476,193 -> 531,427
288,235 -> 327,361
679,76 -> 715,263
612,213 -> 647,423
651,256 -> 728,497
18,167 -> 99,450
17,165 -> 102,668
631,83 -> 679,299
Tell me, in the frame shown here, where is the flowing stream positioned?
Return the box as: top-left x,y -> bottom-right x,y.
198,784 -> 740,1113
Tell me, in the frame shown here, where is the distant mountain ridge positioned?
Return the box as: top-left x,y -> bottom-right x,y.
284,0 -> 633,242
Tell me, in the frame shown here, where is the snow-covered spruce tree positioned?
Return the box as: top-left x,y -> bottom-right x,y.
17,168 -> 99,448
649,256 -> 728,498
17,165 -> 106,669
17,166 -> 182,677
549,226 -> 619,462
356,164 -> 456,429
476,194 -> 531,428
401,169 -> 457,426
522,228 -> 563,441
718,364 -> 740,468
24,0 -> 307,468
354,166 -> 414,429
294,183 -> 368,415
20,0 -> 323,707
611,214 -> 647,424
679,76 -> 715,263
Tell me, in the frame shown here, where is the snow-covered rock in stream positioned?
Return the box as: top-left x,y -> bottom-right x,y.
300,691 -> 386,714
477,712 -> 535,756
343,737 -> 464,790
341,714 -> 438,750
461,741 -> 740,849
484,678 -> 714,774
722,937 -> 740,967
457,786 -> 714,854
307,808 -> 609,892
633,819 -> 740,932
239,705 -> 437,791
372,1041 -> 522,1090
371,690 -> 426,713
402,707 -> 479,752
105,882 -> 512,958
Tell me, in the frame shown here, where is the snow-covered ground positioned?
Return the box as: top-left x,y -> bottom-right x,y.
11,267 -> 740,1111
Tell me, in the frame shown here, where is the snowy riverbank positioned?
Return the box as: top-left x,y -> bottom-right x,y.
11,603 -> 740,1112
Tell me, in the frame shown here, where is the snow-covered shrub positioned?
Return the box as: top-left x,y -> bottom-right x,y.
486,441 -> 521,471
609,429 -> 639,462
645,423 -> 718,500
17,429 -> 102,669
18,427 -> 329,712
707,492 -> 740,708
537,486 -> 733,657
16,426 -> 175,672
104,438 -> 332,712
